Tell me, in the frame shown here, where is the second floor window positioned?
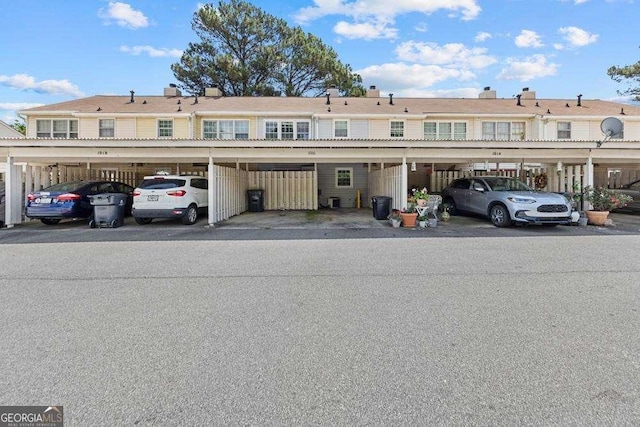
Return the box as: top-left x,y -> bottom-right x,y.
99,119 -> 115,137
158,119 -> 173,138
264,120 -> 310,140
390,121 -> 404,138
482,121 -> 525,140
36,119 -> 78,138
334,120 -> 348,138
203,120 -> 249,139
424,121 -> 467,140
557,122 -> 571,139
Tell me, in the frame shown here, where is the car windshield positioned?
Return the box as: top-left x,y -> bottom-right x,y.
484,178 -> 533,192
138,178 -> 186,190
42,181 -> 86,192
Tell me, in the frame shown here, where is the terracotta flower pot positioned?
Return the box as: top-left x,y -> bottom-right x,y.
400,212 -> 418,227
586,210 -> 609,226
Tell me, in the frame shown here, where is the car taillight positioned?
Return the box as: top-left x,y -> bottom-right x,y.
166,190 -> 186,197
56,193 -> 82,201
133,190 -> 141,197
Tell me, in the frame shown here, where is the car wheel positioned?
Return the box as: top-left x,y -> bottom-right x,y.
182,204 -> 198,225
490,204 -> 512,228
135,217 -> 152,225
40,218 -> 61,225
444,197 -> 458,216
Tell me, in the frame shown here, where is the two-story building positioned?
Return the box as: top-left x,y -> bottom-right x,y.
2,85 -> 640,227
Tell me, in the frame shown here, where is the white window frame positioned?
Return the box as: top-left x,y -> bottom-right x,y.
36,119 -> 79,138
424,121 -> 467,140
333,119 -> 349,138
99,118 -> 115,138
482,121 -> 526,140
335,167 -> 353,188
157,119 -> 173,138
263,119 -> 311,140
390,120 -> 405,138
202,119 -> 249,139
557,122 -> 571,139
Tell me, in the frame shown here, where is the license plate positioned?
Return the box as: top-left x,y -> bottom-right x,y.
147,195 -> 159,201
36,198 -> 52,204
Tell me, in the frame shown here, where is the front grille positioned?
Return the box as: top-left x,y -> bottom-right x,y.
537,204 -> 568,213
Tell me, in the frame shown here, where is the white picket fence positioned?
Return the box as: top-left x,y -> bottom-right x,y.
248,170 -> 317,210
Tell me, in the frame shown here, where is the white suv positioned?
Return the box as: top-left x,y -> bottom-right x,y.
132,175 -> 208,225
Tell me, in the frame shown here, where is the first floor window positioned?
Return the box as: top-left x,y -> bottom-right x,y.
264,120 -> 310,140
99,119 -> 115,137
36,119 -> 78,138
390,121 -> 404,138
158,119 -> 173,137
336,168 -> 353,188
557,122 -> 571,139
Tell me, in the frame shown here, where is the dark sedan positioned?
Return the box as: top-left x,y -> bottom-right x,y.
25,180 -> 134,225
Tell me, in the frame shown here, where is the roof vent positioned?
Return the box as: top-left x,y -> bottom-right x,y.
516,94 -> 522,106
577,94 -> 582,107
130,90 -> 135,103
325,93 -> 331,105
389,93 -> 394,105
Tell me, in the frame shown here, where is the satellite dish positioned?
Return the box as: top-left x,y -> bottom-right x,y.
597,117 -> 623,147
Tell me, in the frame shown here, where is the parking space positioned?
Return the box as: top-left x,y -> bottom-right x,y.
3,208 -> 640,244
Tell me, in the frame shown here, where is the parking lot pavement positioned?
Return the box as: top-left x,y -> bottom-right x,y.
2,209 -> 640,244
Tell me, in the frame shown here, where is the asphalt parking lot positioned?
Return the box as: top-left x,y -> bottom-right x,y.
2,208 -> 640,243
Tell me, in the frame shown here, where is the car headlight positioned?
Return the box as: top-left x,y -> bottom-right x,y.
507,196 -> 536,204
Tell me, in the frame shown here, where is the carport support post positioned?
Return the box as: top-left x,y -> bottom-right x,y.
402,157 -> 408,210
585,153 -> 594,211
5,156 -> 15,228
208,157 -> 215,227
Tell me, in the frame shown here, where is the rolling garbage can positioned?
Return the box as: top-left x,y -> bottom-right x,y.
247,189 -> 265,212
371,196 -> 392,220
88,193 -> 127,228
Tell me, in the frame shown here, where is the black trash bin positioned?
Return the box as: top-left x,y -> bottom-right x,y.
371,196 -> 392,220
247,189 -> 265,212
88,193 -> 128,228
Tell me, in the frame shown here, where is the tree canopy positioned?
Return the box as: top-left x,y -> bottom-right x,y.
607,60 -> 640,101
171,0 -> 364,97
11,119 -> 25,135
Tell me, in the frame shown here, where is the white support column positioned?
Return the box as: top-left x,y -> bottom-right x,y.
401,157 -> 408,210
208,156 -> 215,226
584,153 -> 594,210
5,156 -> 19,228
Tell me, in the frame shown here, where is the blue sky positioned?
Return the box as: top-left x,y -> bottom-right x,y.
1,0 -> 639,124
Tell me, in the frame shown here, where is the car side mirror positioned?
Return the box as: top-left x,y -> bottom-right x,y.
473,185 -> 484,192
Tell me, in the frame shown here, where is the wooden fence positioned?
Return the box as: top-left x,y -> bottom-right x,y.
247,170 -> 317,210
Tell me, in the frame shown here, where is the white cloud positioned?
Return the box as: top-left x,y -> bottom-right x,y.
474,31 -> 492,42
294,0 -> 481,40
98,2 -> 149,29
333,20 -> 398,39
515,30 -> 544,48
0,74 -> 84,97
0,102 -> 43,111
496,55 -> 559,82
399,87 -> 483,98
558,26 -> 598,47
120,45 -> 183,58
558,0 -> 588,4
395,41 -> 497,69
357,62 -> 476,91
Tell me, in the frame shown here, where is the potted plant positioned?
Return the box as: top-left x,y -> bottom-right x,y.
440,203 -> 450,222
582,186 -> 633,225
412,187 -> 428,206
388,209 -> 402,228
400,204 -> 418,227
418,214 -> 428,228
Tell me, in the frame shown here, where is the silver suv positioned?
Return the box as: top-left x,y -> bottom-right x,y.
442,176 -> 572,227
132,175 -> 208,225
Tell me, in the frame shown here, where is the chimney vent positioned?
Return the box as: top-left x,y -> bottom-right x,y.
516,94 -> 522,106
577,94 -> 582,107
522,87 -> 529,91
326,86 -> 339,98
389,93 -> 394,105
164,85 -> 182,97
130,90 -> 135,103
325,93 -> 331,105
484,86 -> 491,91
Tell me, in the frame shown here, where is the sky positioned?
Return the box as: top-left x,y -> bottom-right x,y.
1,0 -> 639,124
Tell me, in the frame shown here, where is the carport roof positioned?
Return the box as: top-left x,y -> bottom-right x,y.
20,94 -> 640,117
